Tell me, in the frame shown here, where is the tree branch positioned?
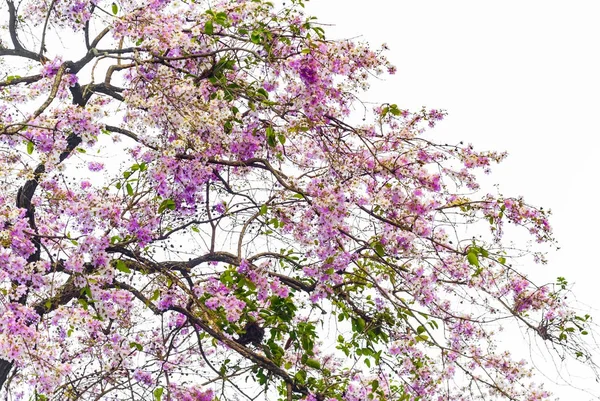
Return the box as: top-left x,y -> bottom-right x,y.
169,305 -> 310,397
38,0 -> 57,58
3,0 -> 42,62
6,0 -> 23,50
0,74 -> 42,88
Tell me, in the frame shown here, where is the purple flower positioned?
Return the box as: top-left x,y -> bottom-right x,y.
41,57 -> 62,78
88,161 -> 104,172
299,65 -> 318,85
237,259 -> 250,274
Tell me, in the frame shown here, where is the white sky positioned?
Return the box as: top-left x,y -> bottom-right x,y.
305,1 -> 600,399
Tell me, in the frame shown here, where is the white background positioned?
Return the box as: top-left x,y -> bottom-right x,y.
305,1 -> 600,399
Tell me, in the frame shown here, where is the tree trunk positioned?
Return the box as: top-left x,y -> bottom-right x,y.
0,358 -> 13,389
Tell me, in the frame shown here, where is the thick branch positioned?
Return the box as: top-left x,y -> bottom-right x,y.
32,276 -> 78,316
61,27 -> 111,75
81,82 -> 125,103
0,47 -> 39,60
6,0 -> 23,50
3,0 -> 41,61
84,4 -> 96,50
0,362 -> 12,394
31,64 -> 66,119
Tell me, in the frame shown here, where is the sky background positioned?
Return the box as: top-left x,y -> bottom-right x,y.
305,1 -> 600,399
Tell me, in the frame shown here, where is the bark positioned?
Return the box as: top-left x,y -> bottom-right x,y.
0,360 -> 12,389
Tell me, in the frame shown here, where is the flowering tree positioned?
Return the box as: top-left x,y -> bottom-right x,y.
0,0 -> 596,400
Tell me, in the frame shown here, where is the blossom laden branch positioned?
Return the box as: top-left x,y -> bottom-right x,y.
0,1 -> 595,400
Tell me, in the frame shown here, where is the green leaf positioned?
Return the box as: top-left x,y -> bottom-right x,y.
78,298 -> 89,310
467,251 -> 479,267
111,2 -> 118,14
428,320 -> 439,330
250,30 -> 262,44
158,199 -> 176,213
389,104 -> 401,116
353,317 -> 366,332
415,334 -> 429,342
498,256 -> 506,264
116,260 -> 131,274
153,387 -> 164,401
260,204 -> 268,215
129,341 -> 143,351
26,140 -> 34,155
256,88 -> 269,99
294,370 -> 307,384
374,242 -> 385,257
215,12 -> 227,25
81,286 -> 93,300
305,358 -> 321,369
205,20 -> 214,35
126,183 -> 134,196
266,126 -> 277,147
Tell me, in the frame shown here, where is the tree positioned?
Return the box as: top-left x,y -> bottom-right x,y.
0,0 -> 596,400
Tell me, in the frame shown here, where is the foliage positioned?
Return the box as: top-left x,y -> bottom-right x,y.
0,0 -> 595,400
